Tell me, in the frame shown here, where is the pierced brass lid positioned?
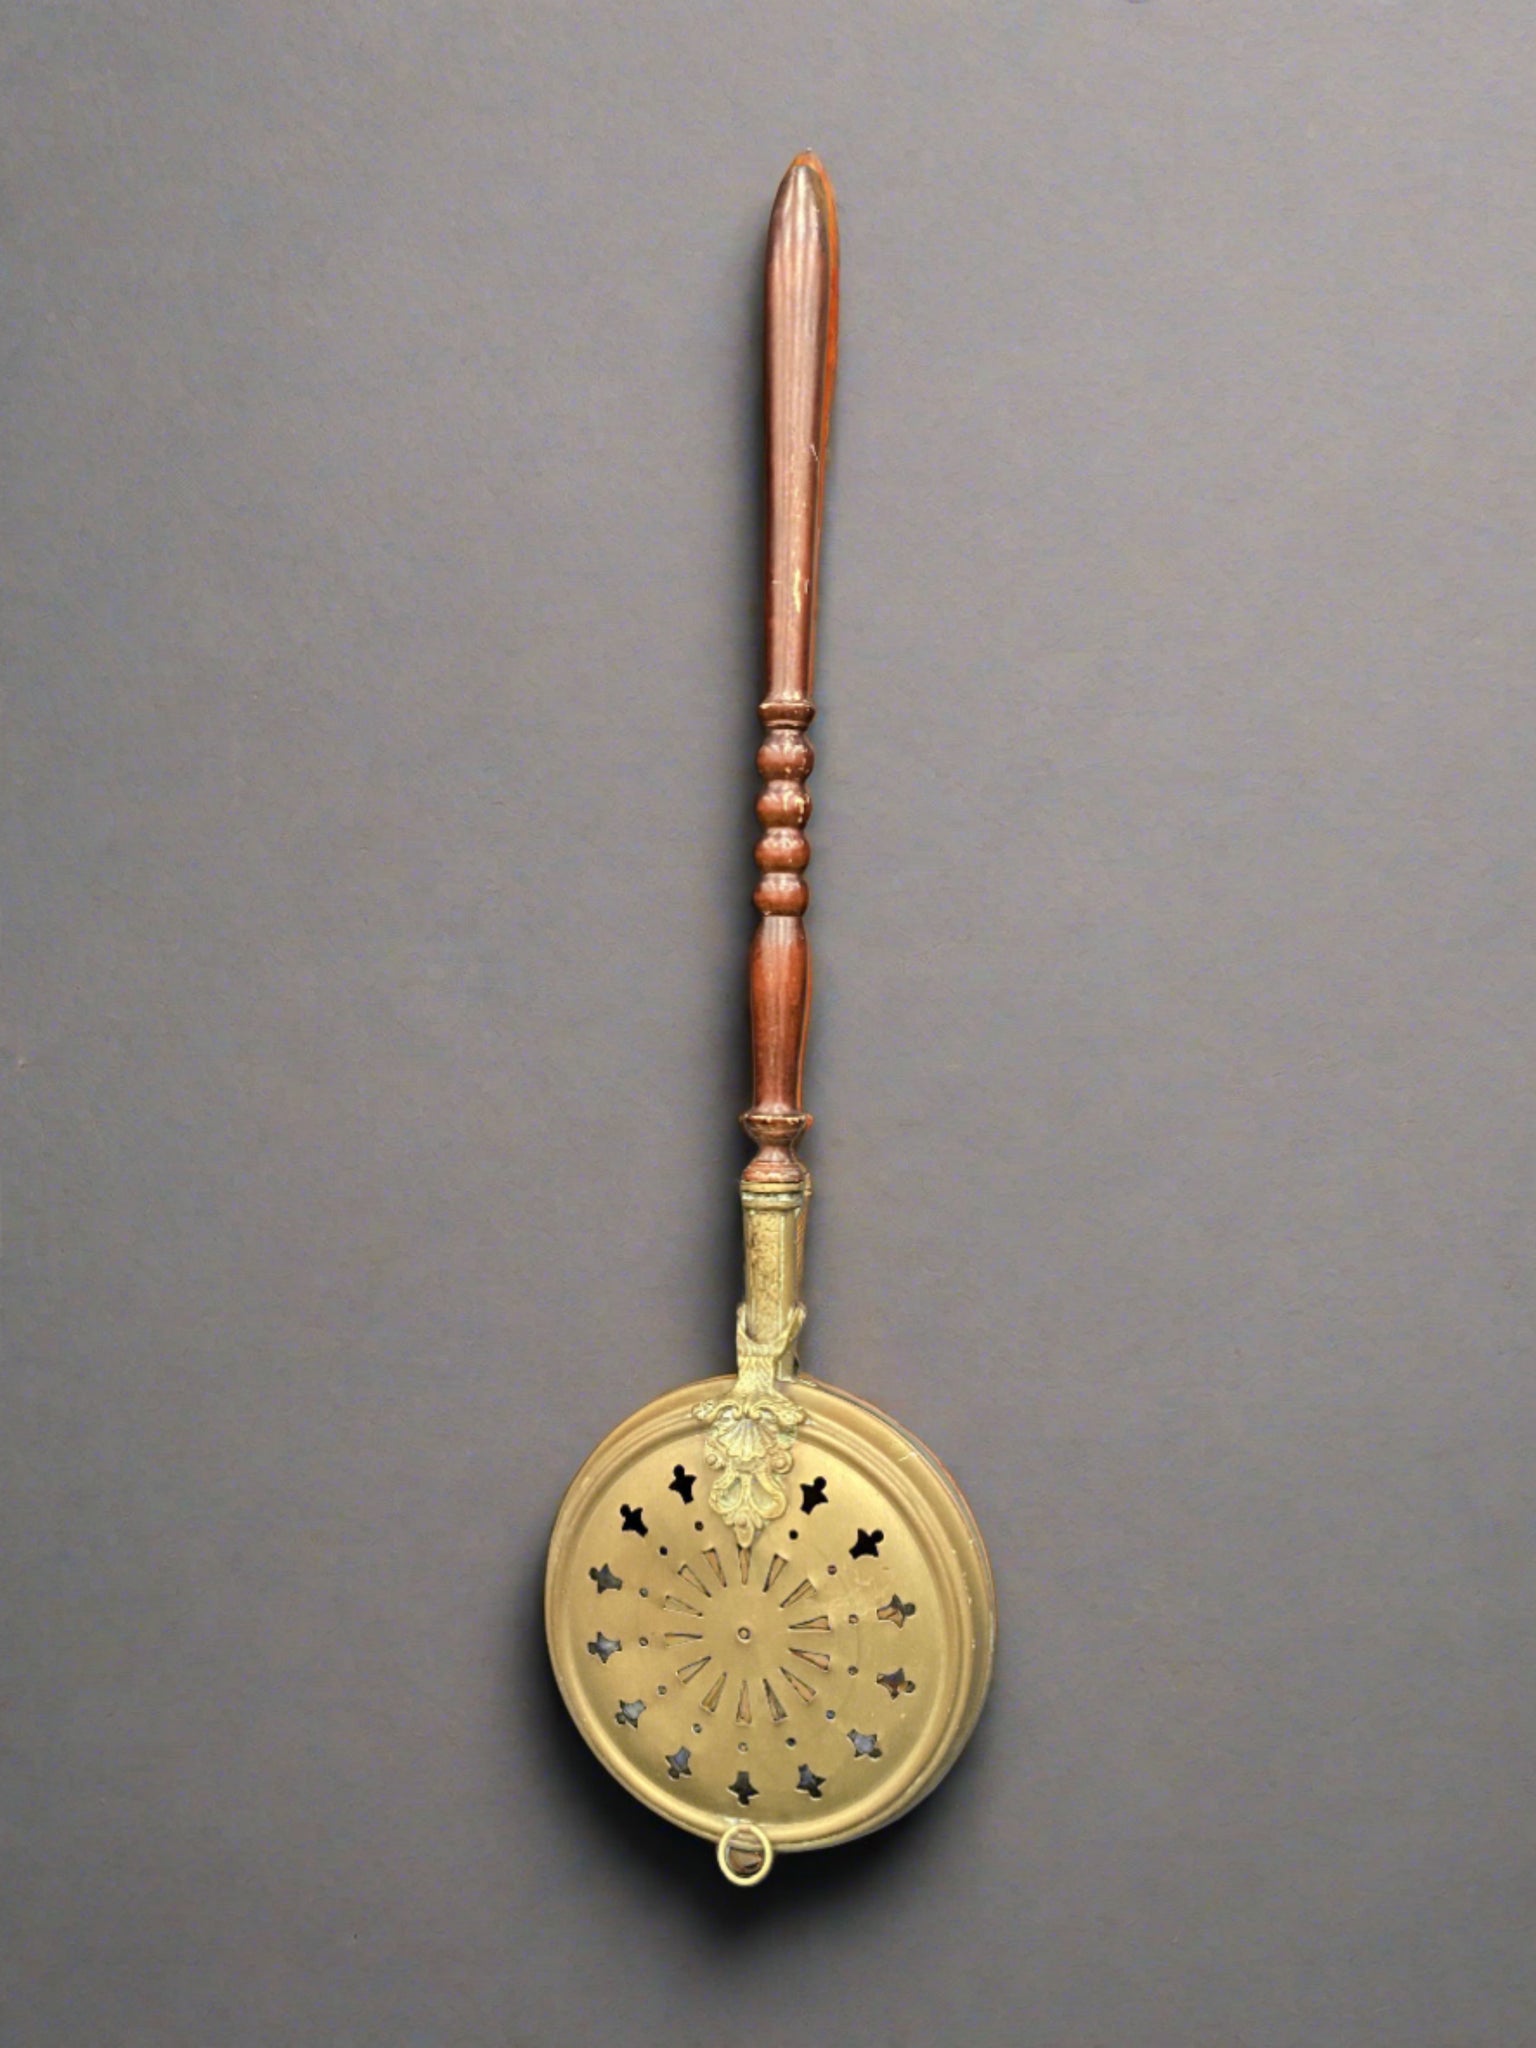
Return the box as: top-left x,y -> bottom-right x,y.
545,1376 -> 994,1870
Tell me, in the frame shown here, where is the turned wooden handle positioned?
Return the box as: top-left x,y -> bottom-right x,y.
742,152 -> 839,1189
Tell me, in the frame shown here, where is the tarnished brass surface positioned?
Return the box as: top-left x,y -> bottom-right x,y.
739,1180 -> 808,1348
544,1376 -> 994,1864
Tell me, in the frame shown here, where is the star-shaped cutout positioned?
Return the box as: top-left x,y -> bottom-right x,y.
795,1763 -> 825,1799
614,1699 -> 645,1728
729,1770 -> 758,1806
799,1476 -> 829,1515
850,1528 -> 884,1560
877,1593 -> 915,1627
619,1503 -> 648,1536
590,1562 -> 622,1594
587,1632 -> 620,1663
877,1667 -> 915,1698
668,1465 -> 696,1505
848,1729 -> 882,1759
665,1746 -> 692,1779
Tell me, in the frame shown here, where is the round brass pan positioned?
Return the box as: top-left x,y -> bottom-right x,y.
546,1378 -> 994,1877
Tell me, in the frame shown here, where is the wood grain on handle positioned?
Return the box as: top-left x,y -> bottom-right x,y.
742,153 -> 839,1189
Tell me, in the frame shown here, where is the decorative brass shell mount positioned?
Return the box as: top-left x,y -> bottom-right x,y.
695,1183 -> 809,1547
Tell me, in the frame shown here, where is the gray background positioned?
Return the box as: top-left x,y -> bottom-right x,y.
4,4 -> 1534,2044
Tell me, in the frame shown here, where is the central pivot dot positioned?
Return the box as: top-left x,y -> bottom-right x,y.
737,1625 -> 752,1642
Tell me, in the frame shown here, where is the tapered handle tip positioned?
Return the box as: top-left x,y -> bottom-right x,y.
771,153 -> 837,256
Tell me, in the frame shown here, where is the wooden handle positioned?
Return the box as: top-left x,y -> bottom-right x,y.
742,152 -> 839,1189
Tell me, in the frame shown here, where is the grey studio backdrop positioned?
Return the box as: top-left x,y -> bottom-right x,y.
3,6 -> 1534,2045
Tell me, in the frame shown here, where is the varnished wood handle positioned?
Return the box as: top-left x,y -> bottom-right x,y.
742,153 -> 839,1189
